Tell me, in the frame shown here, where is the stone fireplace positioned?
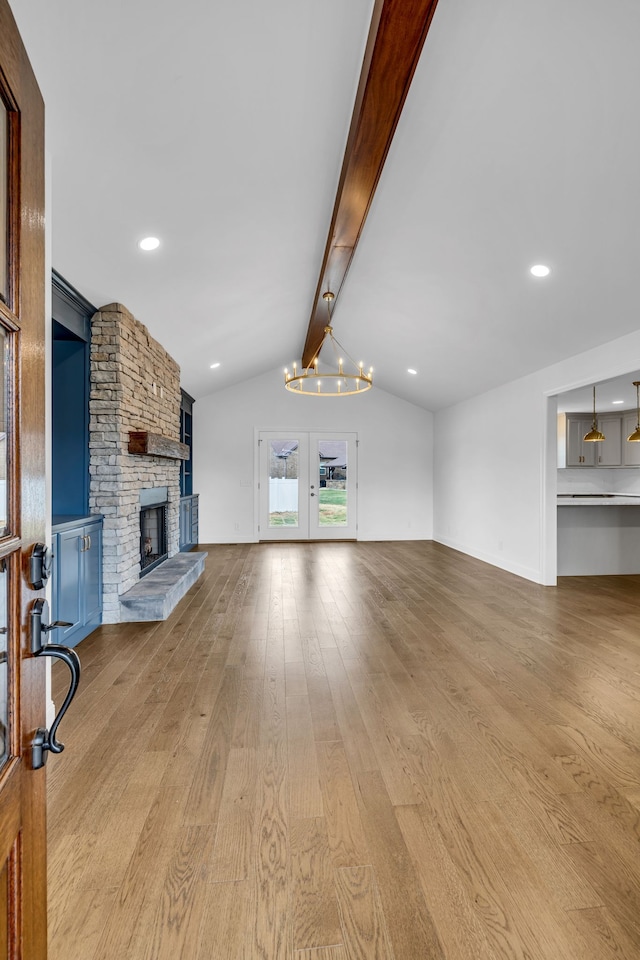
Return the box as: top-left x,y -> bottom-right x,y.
89,303 -> 183,622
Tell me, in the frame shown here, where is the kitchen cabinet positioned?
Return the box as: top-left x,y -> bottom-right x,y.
563,413 -> 626,467
595,415 -> 622,466
51,515 -> 103,647
566,417 -> 596,466
558,502 -> 640,574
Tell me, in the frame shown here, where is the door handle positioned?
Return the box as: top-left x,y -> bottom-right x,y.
29,598 -> 81,769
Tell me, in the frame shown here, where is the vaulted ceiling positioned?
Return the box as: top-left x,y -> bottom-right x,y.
8,0 -> 640,411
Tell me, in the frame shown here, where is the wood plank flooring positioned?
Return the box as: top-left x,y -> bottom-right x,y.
47,541 -> 640,959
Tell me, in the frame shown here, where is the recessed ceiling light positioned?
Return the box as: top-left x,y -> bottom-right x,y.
612,399 -> 624,404
210,362 -> 220,369
407,368 -> 417,375
530,264 -> 550,277
138,236 -> 160,251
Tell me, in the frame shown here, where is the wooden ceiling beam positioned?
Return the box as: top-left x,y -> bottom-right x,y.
302,0 -> 441,367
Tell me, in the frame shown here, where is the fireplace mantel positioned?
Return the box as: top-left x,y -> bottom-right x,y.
128,431 -> 189,460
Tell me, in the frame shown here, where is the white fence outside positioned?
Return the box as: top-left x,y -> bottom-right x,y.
269,478 -> 298,513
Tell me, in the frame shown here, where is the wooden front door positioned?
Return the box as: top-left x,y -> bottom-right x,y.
0,2 -> 47,958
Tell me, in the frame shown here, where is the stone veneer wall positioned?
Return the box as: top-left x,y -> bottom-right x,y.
89,303 -> 182,623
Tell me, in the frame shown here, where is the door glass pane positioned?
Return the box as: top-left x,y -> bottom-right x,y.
0,564 -> 8,770
0,99 -> 6,302
318,439 -> 348,526
0,328 -> 8,537
268,439 -> 299,527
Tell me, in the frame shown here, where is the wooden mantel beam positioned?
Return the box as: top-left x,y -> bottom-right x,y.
302,0 -> 441,367
128,431 -> 189,460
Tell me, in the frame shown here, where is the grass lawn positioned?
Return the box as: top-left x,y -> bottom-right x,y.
269,489 -> 348,527
269,511 -> 299,526
319,487 -> 347,525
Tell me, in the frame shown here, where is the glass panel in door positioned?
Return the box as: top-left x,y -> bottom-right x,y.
309,433 -> 357,539
258,433 -> 309,541
268,439 -> 300,527
317,439 -> 348,528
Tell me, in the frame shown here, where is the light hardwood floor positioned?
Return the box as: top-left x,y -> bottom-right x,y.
47,541 -> 640,959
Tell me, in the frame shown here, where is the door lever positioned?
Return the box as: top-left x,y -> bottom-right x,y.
30,598 -> 81,769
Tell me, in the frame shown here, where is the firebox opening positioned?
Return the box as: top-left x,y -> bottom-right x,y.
140,502 -> 168,576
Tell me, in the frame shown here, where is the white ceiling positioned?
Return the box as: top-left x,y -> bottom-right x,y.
8,0 -> 640,412
556,370 -> 640,415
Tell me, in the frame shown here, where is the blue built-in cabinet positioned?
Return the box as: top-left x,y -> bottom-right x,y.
179,390 -> 199,551
51,515 -> 103,647
51,272 -> 103,646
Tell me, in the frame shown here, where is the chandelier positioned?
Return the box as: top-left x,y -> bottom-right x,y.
284,292 -> 373,396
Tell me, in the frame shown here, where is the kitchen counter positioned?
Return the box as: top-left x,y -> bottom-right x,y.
557,497 -> 640,575
557,494 -> 640,506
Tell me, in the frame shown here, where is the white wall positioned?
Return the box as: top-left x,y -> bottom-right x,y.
434,328 -> 640,584
194,368 -> 433,543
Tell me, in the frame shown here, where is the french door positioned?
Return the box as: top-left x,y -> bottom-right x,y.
258,432 -> 358,540
0,3 -> 48,958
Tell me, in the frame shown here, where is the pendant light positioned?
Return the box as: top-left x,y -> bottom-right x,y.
627,381 -> 640,442
583,385 -> 605,442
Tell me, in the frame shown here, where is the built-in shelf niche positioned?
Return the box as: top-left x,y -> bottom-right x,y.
52,271 -> 97,519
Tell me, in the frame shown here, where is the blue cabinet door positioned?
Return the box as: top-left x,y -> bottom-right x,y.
179,497 -> 191,550
179,495 -> 199,550
83,521 -> 102,625
56,527 -> 84,643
